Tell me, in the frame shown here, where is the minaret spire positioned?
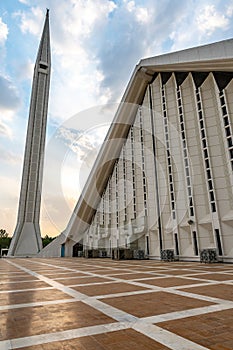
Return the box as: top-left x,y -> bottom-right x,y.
8,10 -> 51,256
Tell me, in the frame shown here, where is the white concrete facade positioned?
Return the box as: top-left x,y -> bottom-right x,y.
82,72 -> 233,262
40,39 -> 233,262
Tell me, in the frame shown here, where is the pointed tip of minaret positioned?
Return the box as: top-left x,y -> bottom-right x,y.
35,7 -> 51,65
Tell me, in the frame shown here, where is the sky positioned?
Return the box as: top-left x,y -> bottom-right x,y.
0,0 -> 233,238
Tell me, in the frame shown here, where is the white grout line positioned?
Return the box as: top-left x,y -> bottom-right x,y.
3,259 -> 233,350
133,323 -> 209,350
0,339 -> 11,350
171,280 -> 233,290
7,260 -> 167,291
0,279 -> 39,285
95,288 -> 158,299
17,258 -> 233,286
69,280 -> 121,287
0,287 -> 54,294
52,275 -> 108,280
82,297 -> 138,323
4,260 -> 86,300
166,288 -> 233,305
1,322 -> 128,349
0,298 -> 77,311
0,272 -> 30,275
142,302 -> 233,323
4,260 -> 140,322
5,259 -> 232,306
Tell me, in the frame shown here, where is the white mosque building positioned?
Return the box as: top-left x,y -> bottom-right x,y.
40,38 -> 233,262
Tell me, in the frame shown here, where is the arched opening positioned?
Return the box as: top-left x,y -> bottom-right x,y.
72,240 -> 83,257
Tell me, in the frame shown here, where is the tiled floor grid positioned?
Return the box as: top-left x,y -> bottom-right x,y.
1,258 -> 233,349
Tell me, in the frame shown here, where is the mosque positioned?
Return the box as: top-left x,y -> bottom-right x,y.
9,11 -> 233,263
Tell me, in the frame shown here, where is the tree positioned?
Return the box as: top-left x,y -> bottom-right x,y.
0,229 -> 11,252
0,229 -> 8,238
42,235 -> 56,248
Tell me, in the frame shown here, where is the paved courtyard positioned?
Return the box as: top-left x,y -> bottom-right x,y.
0,258 -> 233,349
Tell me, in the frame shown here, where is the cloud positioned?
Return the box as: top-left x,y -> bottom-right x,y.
0,76 -> 21,139
11,0 -> 233,121
0,206 -> 16,235
0,121 -> 13,138
14,0 -> 233,124
15,6 -> 44,35
41,193 -> 76,236
14,1 -> 118,122
169,1 -> 233,51
56,124 -> 107,164
0,147 -> 21,164
0,175 -> 21,235
227,4 -> 233,17
0,75 -> 21,111
196,5 -> 229,36
3,0 -> 233,238
124,0 -> 150,23
42,122 -> 108,234
92,0 -> 190,101
15,59 -> 34,82
49,0 -> 117,119
18,0 -> 30,4
0,17 -> 8,45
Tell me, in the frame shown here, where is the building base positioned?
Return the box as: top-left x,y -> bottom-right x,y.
8,222 -> 42,257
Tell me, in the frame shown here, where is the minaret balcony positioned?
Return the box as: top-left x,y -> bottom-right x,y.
38,61 -> 48,73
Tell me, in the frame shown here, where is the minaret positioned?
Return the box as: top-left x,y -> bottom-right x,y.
8,10 -> 51,256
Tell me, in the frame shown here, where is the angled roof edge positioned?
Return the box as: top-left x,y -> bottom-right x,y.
139,38 -> 233,70
63,38 -> 233,242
